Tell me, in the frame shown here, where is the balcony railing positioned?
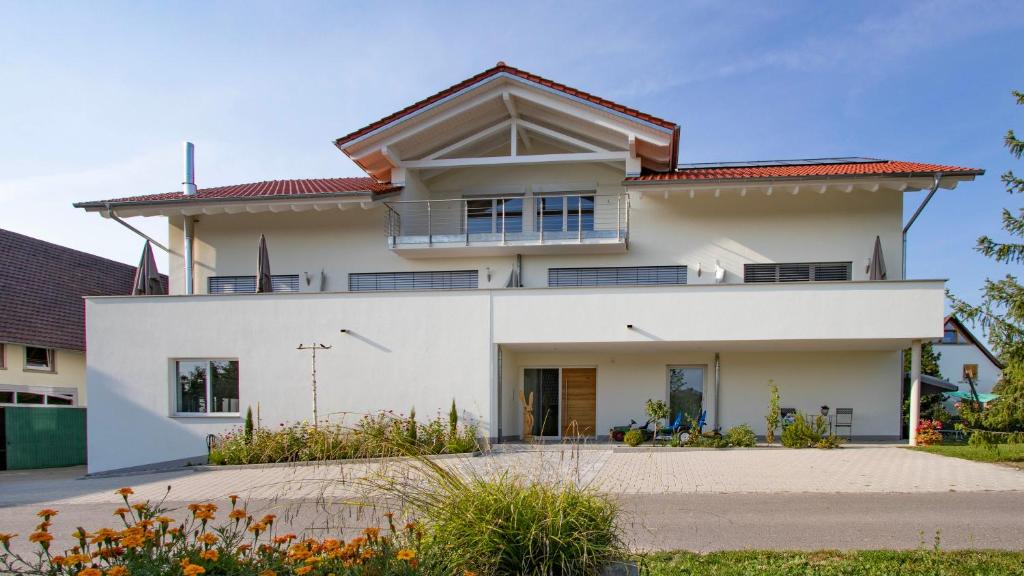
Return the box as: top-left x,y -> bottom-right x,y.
384,193 -> 629,254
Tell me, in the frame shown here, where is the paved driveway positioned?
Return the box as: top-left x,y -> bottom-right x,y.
2,445 -> 1023,553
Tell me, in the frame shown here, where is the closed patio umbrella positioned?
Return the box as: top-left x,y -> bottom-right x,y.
256,234 -> 273,293
869,235 -> 887,280
132,240 -> 165,295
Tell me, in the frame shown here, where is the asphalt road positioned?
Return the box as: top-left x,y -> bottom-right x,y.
3,492 -> 1024,556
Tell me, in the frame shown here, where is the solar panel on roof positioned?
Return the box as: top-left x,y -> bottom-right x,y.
675,157 -> 882,169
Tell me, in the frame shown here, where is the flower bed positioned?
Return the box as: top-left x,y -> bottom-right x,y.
208,410 -> 479,465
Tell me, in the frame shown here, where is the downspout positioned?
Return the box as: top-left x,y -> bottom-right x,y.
714,353 -> 720,430
901,173 -> 943,279
183,142 -> 197,295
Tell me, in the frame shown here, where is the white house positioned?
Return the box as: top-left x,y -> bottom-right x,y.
75,63 -> 983,473
935,316 -> 1004,402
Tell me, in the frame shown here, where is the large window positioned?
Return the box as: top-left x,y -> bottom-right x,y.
537,194 -> 595,233
549,266 -> 687,287
208,275 -> 300,294
668,366 -> 705,425
0,384 -> 77,406
24,346 -> 55,372
743,262 -> 852,283
466,197 -> 523,234
349,270 -> 479,292
175,359 -> 239,415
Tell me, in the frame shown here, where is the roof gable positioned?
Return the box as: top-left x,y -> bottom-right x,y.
943,315 -> 1006,370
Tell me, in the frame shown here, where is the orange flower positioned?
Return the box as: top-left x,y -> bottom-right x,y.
115,488 -> 134,497
29,531 -> 54,544
236,544 -> 252,554
257,571 -> 276,576
131,504 -> 147,513
182,565 -> 206,576
259,514 -> 276,525
113,508 -> 130,517
396,549 -> 416,561
76,568 -> 102,576
248,522 -> 268,534
72,528 -> 91,540
199,549 -> 219,561
0,533 -> 16,548
464,571 -> 479,576
228,495 -> 239,506
272,533 -> 297,544
361,527 -> 380,539
35,521 -> 51,531
228,509 -> 247,521
106,567 -> 129,576
36,508 -> 59,518
295,567 -> 313,576
65,553 -> 92,565
155,516 -> 175,526
197,533 -> 218,545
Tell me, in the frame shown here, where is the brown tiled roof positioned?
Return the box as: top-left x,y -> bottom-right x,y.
626,159 -> 983,183
0,228 -> 164,351
333,62 -> 679,147
75,177 -> 398,209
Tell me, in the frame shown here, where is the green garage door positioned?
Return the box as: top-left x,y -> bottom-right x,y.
2,407 -> 86,469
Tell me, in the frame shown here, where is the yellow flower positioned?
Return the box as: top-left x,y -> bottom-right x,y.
72,528 -> 91,539
77,568 -> 102,576
106,567 -> 129,576
115,488 -> 134,497
295,567 -> 313,576
36,508 -> 59,518
199,549 -> 219,561
396,549 -> 416,561
29,531 -> 54,544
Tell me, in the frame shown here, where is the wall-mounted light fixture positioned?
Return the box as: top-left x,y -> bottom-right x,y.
626,324 -> 634,329
339,329 -> 349,334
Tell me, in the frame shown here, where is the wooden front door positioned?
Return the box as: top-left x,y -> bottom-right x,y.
561,368 -> 597,437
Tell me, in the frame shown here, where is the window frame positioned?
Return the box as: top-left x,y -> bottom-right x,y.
171,358 -> 241,417
23,346 -> 56,373
0,384 -> 78,407
0,342 -> 6,369
208,274 -> 301,294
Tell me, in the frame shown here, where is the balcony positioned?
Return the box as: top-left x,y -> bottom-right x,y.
384,193 -> 629,257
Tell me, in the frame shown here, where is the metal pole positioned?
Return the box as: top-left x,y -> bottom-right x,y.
427,202 -> 432,247
502,200 -> 507,245
465,200 -> 469,246
577,195 -> 583,242
616,194 -> 621,241
539,199 -> 544,244
297,343 -> 332,429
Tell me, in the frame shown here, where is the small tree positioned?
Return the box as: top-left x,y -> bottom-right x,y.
244,407 -> 254,444
765,381 -> 780,445
645,398 -> 669,446
449,399 -> 459,439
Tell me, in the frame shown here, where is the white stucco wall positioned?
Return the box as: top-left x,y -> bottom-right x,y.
84,292 -> 494,473
934,343 -> 1003,395
0,343 -> 87,405
165,163 -> 905,295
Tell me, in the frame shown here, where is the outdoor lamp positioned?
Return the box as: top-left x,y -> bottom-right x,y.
820,405 -> 829,417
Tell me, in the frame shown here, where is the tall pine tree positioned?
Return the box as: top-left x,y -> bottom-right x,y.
948,90 -> 1024,432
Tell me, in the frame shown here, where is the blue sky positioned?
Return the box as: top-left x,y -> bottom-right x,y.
0,0 -> 1021,307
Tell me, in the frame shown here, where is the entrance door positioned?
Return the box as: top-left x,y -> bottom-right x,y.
562,368 -> 597,437
524,368 -> 561,437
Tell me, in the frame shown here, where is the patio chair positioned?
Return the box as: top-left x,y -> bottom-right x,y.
834,408 -> 853,441
655,412 -> 684,441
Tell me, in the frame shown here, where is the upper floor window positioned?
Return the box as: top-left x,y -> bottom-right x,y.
549,266 -> 687,287
538,194 -> 594,233
466,197 -> 523,234
943,328 -> 962,344
175,359 -> 239,415
349,270 -> 479,292
208,274 -> 300,294
0,384 -> 77,406
744,262 -> 852,283
24,346 -> 55,372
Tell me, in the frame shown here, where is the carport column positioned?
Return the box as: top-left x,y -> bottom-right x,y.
908,339 -> 922,446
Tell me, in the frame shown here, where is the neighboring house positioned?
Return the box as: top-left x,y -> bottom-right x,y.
935,315 -> 1005,402
75,63 -> 983,473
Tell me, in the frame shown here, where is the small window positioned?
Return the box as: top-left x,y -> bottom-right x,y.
175,359 -> 240,415
0,343 -> 5,369
24,347 -> 55,372
943,329 -> 959,344
963,364 -> 979,381
349,270 -> 479,292
744,262 -> 852,283
549,266 -> 687,287
0,391 -> 13,403
208,275 -> 300,294
0,385 -> 78,406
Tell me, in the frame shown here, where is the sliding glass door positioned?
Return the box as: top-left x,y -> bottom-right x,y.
667,366 -> 705,426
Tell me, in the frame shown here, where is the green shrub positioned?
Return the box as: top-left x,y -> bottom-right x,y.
207,410 -> 479,465
781,412 -> 834,449
623,429 -> 644,447
724,424 -> 757,447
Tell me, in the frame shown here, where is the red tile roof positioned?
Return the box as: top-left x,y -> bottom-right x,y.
75,177 -> 399,208
0,228 -> 166,351
333,62 -> 679,148
626,159 -> 983,183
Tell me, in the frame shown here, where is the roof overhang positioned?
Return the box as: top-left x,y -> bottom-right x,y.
335,67 -> 679,183
623,171 -> 982,197
75,190 -> 397,218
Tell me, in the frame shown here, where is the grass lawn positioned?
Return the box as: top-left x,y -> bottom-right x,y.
912,443 -> 1024,469
643,550 -> 1024,575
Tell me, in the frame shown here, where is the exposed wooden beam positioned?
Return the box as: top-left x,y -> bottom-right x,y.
502,92 -> 532,150
510,120 -> 518,157
400,151 -> 628,169
381,145 -> 400,167
516,119 -> 610,152
422,119 -> 511,160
